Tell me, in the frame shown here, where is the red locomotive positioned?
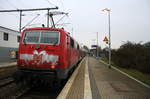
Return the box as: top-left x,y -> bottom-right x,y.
14,27 -> 85,86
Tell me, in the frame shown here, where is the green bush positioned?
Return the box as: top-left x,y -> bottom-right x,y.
111,41 -> 150,73
136,47 -> 150,73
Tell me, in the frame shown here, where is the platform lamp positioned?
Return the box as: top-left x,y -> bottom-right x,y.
101,8 -> 111,68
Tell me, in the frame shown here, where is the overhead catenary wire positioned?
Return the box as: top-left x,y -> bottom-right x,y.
59,0 -> 65,11
44,0 -> 57,7
55,13 -> 68,25
0,7 -> 58,12
25,23 -> 41,26
0,5 -> 18,18
0,7 -> 58,32
21,13 -> 41,16
56,23 -> 70,25
21,14 -> 40,30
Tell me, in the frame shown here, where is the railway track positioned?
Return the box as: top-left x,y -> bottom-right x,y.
9,87 -> 30,99
0,65 -> 20,99
0,76 -> 14,88
17,86 -> 63,99
16,64 -> 77,99
0,65 -> 32,99
0,62 -> 77,99
0,65 -> 17,80
0,77 -> 66,99
0,77 -> 30,99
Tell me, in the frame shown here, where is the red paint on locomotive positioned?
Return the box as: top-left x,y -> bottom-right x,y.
17,27 -> 83,80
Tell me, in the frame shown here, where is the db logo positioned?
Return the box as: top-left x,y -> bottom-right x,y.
33,50 -> 46,64
33,54 -> 42,62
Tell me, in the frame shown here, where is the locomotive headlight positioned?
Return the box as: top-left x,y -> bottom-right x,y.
49,55 -> 59,69
51,65 -> 56,69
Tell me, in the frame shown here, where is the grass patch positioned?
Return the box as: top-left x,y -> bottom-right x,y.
101,58 -> 150,86
116,66 -> 150,86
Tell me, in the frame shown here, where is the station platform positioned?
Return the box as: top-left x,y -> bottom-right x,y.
0,62 -> 16,68
57,57 -> 150,99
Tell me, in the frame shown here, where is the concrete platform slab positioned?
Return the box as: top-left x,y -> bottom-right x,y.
57,57 -> 150,99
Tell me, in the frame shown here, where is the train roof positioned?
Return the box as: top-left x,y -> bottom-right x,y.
23,27 -> 65,31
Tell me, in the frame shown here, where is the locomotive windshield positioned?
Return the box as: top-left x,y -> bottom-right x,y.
23,30 -> 59,44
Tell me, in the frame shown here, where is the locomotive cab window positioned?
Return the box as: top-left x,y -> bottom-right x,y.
23,30 -> 59,45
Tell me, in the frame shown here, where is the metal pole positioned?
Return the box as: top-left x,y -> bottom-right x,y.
47,9 -> 49,27
0,7 -> 58,31
0,7 -> 58,12
50,14 -> 55,28
97,32 -> 98,57
108,11 -> 111,68
19,11 -> 22,33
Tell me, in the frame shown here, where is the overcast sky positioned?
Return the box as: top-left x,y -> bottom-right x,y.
0,0 -> 150,49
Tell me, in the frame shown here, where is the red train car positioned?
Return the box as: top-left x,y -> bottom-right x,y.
14,27 -> 83,85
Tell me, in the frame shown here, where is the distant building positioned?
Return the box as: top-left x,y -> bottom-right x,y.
0,26 -> 20,62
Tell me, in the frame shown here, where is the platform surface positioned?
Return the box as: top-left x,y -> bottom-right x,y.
0,62 -> 16,68
57,57 -> 150,99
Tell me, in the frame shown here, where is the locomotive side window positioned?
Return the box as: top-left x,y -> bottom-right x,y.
70,38 -> 74,48
77,44 -> 80,50
66,35 -> 69,45
23,30 -> 59,45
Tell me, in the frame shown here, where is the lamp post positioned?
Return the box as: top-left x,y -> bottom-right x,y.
102,8 -> 111,68
96,32 -> 98,57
